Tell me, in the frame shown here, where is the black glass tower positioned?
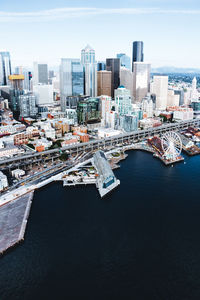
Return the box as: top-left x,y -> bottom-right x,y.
132,41 -> 144,71
106,58 -> 120,98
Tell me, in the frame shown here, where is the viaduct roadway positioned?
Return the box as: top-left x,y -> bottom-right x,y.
0,119 -> 199,170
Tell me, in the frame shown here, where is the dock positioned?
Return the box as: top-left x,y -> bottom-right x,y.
0,191 -> 34,254
63,150 -> 120,198
180,134 -> 200,156
93,151 -> 120,198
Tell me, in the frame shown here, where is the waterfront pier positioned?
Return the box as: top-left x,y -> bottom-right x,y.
0,191 -> 34,254
63,150 -> 120,198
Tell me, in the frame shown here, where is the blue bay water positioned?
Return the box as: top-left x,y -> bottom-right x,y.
0,151 -> 200,299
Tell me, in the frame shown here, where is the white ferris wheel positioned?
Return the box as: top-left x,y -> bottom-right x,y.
161,131 -> 182,160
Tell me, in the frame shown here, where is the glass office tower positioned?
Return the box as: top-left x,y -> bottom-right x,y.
132,41 -> 144,71
132,62 -> 151,103
97,61 -> 106,71
114,86 -> 132,115
106,58 -> 120,98
81,45 -> 97,97
77,97 -> 100,124
117,53 -> 131,70
60,59 -> 84,112
33,63 -> 48,85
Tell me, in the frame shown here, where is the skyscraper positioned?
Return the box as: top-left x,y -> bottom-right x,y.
119,114 -> 138,132
7,75 -> 24,115
132,41 -> 144,71
97,71 -> 112,97
19,93 -> 38,118
97,61 -> 106,71
15,66 -> 32,91
60,58 -> 84,112
81,45 -> 97,97
167,90 -> 180,107
100,95 -> 113,127
174,89 -> 184,106
106,58 -> 120,98
33,62 -> 48,85
117,53 -> 131,70
77,98 -> 100,124
132,62 -> 151,103
114,86 -> 132,115
33,84 -> 54,106
152,76 -> 168,110
191,77 -> 198,100
0,52 -> 12,86
120,67 -> 133,95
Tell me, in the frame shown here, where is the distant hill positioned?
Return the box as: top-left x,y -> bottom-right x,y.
151,66 -> 200,74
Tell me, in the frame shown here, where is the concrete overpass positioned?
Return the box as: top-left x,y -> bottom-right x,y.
0,118 -> 199,170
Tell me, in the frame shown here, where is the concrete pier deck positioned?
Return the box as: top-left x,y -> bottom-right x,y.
0,191 -> 34,254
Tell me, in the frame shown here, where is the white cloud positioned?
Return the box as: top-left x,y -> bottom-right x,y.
0,7 -> 199,22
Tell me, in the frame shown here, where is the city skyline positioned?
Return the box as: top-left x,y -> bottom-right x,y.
1,0 -> 200,68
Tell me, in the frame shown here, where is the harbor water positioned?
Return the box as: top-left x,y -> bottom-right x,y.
1,150 -> 200,299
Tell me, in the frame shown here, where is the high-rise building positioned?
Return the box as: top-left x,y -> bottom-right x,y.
120,67 -> 133,95
33,62 -> 48,85
49,70 -> 54,79
19,93 -> 38,118
152,76 -> 168,110
100,95 -> 113,127
132,41 -> 144,71
97,71 -> 112,97
15,66 -> 32,91
132,62 -> 151,103
167,90 -> 180,107
52,72 -> 60,94
81,45 -> 97,97
114,86 -> 132,115
192,77 -> 197,90
119,114 -> 138,132
33,84 -> 53,106
0,52 -> 12,85
141,95 -> 154,118
184,89 -> 192,106
65,96 -> 80,109
48,70 -> 55,85
9,89 -> 24,115
174,89 -> 184,106
65,109 -> 78,125
8,75 -> 24,114
77,97 -> 100,124
97,61 -> 106,71
9,75 -> 24,90
191,77 -> 198,100
191,100 -> 200,111
106,58 -> 120,98
60,58 -> 84,111
117,53 -> 131,70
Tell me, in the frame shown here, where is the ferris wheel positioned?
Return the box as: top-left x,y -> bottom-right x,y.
161,131 -> 182,160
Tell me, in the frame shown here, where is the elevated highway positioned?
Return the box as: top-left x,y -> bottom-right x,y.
0,119 -> 199,170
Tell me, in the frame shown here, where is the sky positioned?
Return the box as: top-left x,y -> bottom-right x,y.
1,0 -> 200,69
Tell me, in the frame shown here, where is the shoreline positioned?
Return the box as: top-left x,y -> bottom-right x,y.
0,142 -> 197,255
